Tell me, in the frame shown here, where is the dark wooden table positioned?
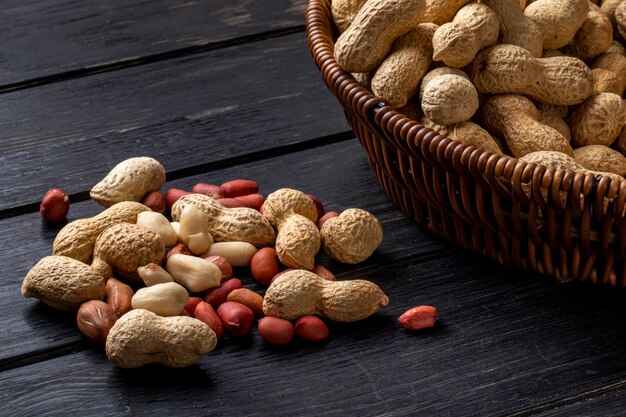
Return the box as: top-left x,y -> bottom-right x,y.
1,1 -> 625,416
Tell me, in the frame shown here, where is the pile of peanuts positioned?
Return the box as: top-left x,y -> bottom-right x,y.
332,0 -> 626,180
24,156 -> 437,369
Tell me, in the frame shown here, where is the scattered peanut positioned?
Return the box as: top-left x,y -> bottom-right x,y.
221,179 -> 259,197
105,309 -> 217,368
91,222 -> 165,282
137,262 -> 174,286
250,247 -> 281,286
131,282 -> 189,317
90,157 -> 166,208
398,306 -> 438,330
77,300 -> 118,345
104,277 -> 134,318
141,191 -> 166,213
263,270 -> 388,322
217,301 -> 255,336
258,317 -> 295,345
204,278 -> 243,308
178,204 -> 213,254
136,211 -> 178,247
227,288 -> 265,318
21,255 -> 106,311
194,301 -> 224,338
171,193 -> 276,247
53,201 -> 150,264
40,188 -> 70,223
294,316 -> 330,342
263,188 -> 320,270
166,254 -> 222,293
320,208 -> 383,264
201,241 -> 258,267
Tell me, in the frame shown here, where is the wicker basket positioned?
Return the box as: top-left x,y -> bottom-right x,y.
305,0 -> 626,287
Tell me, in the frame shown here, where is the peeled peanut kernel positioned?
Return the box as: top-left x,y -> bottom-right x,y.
178,205 -> 213,254
170,221 -> 180,239
201,241 -> 258,267
131,282 -> 189,317
166,254 -> 222,292
137,263 -> 174,286
136,211 -> 178,247
204,255 -> 233,282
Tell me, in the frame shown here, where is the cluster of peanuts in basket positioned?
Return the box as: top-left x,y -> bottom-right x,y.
333,0 -> 626,178
23,157 -> 437,369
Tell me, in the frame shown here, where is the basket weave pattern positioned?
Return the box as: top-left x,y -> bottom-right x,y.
305,0 -> 626,286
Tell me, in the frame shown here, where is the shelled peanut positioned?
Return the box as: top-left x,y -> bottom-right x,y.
24,157 -> 403,368
331,0 -> 626,182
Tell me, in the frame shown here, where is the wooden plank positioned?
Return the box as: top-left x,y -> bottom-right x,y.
3,142 -> 626,415
0,33 -> 351,213
0,0 -> 306,87
2,252 -> 626,416
0,140 -> 448,362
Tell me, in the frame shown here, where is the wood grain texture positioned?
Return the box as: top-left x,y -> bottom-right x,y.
4,141 -> 626,415
0,0 -> 306,86
0,34 -> 350,213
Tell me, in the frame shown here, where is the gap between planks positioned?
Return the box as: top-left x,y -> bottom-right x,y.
0,25 -> 305,95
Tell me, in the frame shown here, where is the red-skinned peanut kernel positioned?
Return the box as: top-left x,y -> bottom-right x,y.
217,301 -> 255,336
398,306 -> 438,330
183,296 -> 205,316
307,194 -> 325,220
317,211 -> 339,229
180,308 -> 191,317
234,193 -> 265,211
227,288 -> 264,317
204,255 -> 233,283
270,268 -> 295,284
216,198 -> 246,208
311,265 -> 336,281
220,179 -> 259,197
165,243 -> 194,261
258,317 -> 295,345
204,278 -> 243,308
251,247 -> 280,286
164,188 -> 191,209
294,316 -> 329,342
141,191 -> 166,213
192,183 -> 227,199
40,188 -> 70,223
195,301 -> 224,338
